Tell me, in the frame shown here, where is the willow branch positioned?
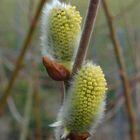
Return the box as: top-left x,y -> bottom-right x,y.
72,0 -> 100,75
0,0 -> 46,112
102,0 -> 137,140
64,0 -> 101,139
65,0 -> 100,91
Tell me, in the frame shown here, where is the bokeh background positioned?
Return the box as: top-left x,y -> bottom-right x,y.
0,0 -> 140,140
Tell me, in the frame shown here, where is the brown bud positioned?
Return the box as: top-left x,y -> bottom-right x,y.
65,132 -> 91,140
42,56 -> 70,81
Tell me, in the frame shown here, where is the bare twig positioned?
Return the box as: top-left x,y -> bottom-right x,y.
64,0 -> 101,139
72,0 -> 100,75
102,0 -> 137,140
0,0 -> 46,112
65,0 -> 100,91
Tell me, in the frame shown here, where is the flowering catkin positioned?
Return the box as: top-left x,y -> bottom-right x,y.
41,0 -> 82,70
54,62 -> 107,138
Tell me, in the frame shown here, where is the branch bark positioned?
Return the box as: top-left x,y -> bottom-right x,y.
72,0 -> 100,75
0,0 -> 46,113
64,0 -> 101,139
102,0 -> 137,140
65,0 -> 100,91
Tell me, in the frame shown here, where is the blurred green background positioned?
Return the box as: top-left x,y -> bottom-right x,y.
0,0 -> 140,140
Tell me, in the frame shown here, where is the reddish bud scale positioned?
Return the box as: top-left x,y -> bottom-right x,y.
43,56 -> 70,81
66,132 -> 91,140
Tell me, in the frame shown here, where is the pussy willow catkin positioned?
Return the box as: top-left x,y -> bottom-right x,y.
55,62 -> 107,138
41,0 -> 82,70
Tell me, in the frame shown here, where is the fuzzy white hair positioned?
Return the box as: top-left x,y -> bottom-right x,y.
89,100 -> 106,134
40,0 -> 71,58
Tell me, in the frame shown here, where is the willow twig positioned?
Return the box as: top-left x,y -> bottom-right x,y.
0,0 -> 46,112
102,0 -> 137,140
64,0 -> 101,140
65,0 -> 100,91
72,0 -> 100,75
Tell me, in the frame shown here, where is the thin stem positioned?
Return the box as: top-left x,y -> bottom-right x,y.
72,0 -> 100,75
0,0 -> 46,112
102,0 -> 137,140
64,0 -> 101,139
65,0 -> 100,91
